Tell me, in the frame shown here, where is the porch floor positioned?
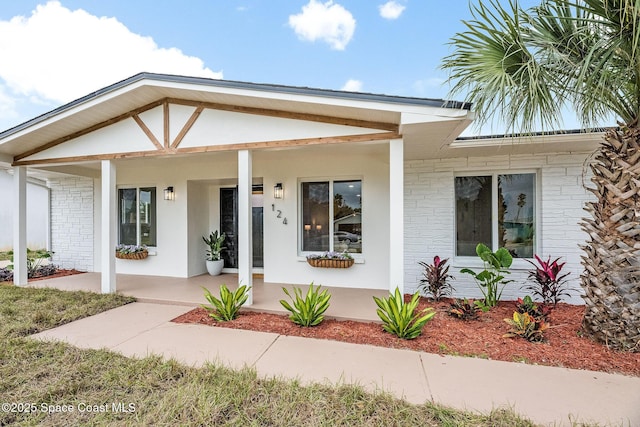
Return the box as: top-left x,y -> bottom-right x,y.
28,273 -> 388,322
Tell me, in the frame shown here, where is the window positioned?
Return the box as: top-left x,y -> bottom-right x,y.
455,173 -> 535,258
118,187 -> 157,247
301,179 -> 362,254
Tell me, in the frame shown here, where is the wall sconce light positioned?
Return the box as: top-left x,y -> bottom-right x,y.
304,224 -> 311,231
274,182 -> 284,199
163,186 -> 175,201
316,224 -> 322,231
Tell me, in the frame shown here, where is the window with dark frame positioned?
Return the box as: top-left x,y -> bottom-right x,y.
455,173 -> 535,259
118,187 -> 156,247
301,179 -> 362,254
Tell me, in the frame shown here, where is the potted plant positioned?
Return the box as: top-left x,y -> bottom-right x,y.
306,251 -> 354,268
115,244 -> 148,260
203,230 -> 226,276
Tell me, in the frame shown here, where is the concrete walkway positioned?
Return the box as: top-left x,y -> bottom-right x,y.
31,302 -> 640,427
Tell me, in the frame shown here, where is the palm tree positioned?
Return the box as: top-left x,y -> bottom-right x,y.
442,0 -> 640,352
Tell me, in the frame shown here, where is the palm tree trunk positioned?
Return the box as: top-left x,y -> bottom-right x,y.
581,125 -> 640,352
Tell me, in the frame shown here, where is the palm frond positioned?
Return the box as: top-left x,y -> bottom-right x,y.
442,0 -> 640,131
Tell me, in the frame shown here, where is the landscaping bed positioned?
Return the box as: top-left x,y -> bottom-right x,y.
0,268 -> 84,283
173,297 -> 640,377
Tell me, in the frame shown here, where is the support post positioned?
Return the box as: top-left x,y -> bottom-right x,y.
238,150 -> 253,305
101,160 -> 116,293
13,166 -> 27,286
389,138 -> 404,294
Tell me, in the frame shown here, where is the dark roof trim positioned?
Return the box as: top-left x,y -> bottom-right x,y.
455,127 -> 610,141
0,72 -> 471,140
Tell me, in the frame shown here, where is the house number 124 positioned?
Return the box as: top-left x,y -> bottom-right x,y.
272,204 -> 287,225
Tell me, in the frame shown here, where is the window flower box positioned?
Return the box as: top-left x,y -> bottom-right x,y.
115,244 -> 148,260
306,251 -> 354,268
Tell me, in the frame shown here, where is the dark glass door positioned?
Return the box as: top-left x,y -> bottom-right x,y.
252,188 -> 264,268
219,186 -> 264,269
220,188 -> 238,268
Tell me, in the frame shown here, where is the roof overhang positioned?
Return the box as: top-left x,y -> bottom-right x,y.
0,73 -> 474,164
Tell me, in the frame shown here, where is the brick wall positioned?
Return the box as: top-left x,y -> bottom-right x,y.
49,176 -> 94,271
404,153 -> 593,304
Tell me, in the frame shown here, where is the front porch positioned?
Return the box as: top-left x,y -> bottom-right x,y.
29,272 -> 388,322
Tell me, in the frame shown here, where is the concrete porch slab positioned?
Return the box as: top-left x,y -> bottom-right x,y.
28,272 -> 388,322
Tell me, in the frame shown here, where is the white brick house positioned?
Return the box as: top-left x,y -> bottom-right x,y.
0,73 -> 600,304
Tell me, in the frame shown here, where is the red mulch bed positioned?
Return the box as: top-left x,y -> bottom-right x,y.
30,269 -> 85,281
1,269 -> 85,284
173,297 -> 640,377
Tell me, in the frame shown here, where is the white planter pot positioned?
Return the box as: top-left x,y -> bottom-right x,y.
206,259 -> 224,276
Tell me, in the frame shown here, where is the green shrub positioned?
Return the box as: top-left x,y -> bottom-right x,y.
448,298 -> 480,321
280,283 -> 331,327
504,311 -> 549,342
460,243 -> 513,308
7,249 -> 56,278
373,287 -> 435,339
515,295 -> 549,321
202,284 -> 250,321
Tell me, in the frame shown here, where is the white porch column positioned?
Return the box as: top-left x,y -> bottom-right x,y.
13,166 -> 27,286
389,138 -> 404,294
238,150 -> 253,305
101,160 -> 117,293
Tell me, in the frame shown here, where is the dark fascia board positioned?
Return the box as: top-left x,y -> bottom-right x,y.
0,72 -> 471,140
455,127 -> 611,141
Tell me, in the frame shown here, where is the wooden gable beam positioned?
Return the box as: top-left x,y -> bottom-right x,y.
13,131 -> 400,166
170,105 -> 204,149
167,98 -> 399,132
132,114 -> 164,151
12,96 -> 400,165
14,99 -> 166,162
163,101 -> 170,148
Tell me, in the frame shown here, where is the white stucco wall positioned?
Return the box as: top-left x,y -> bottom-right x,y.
96,144 -> 391,289
49,176 -> 94,271
187,181 -> 210,277
259,146 -> 390,289
0,169 -> 49,251
403,152 -> 594,304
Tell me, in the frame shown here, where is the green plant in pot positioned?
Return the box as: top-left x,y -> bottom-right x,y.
203,230 -> 226,276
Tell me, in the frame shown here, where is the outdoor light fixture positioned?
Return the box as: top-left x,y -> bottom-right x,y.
163,186 -> 175,201
274,183 -> 284,199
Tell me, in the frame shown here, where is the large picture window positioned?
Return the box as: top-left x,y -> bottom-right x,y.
455,173 -> 535,258
301,179 -> 362,254
118,187 -> 156,247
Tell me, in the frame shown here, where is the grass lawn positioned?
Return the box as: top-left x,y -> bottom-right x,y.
0,285 -> 539,426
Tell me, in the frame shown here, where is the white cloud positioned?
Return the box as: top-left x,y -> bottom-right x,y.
341,79 -> 363,92
378,1 -> 405,20
0,85 -> 19,123
288,0 -> 356,50
0,1 -> 222,104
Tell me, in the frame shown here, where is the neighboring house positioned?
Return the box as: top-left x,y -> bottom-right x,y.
0,168 -> 50,252
0,73 -> 599,304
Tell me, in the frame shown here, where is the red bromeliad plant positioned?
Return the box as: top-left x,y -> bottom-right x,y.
418,256 -> 455,301
524,255 -> 572,307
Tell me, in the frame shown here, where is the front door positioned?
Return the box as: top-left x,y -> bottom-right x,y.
219,186 -> 264,269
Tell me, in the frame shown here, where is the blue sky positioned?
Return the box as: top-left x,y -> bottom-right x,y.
0,0 -> 585,135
